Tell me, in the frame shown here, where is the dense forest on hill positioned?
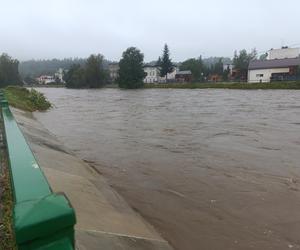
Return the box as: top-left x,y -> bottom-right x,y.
19,58 -> 86,78
19,57 -> 231,79
19,58 -> 111,78
202,57 -> 232,67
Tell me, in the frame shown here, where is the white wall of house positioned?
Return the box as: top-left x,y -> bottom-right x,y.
268,48 -> 300,60
223,64 -> 233,72
144,66 -> 179,83
144,67 -> 160,83
167,67 -> 179,81
37,75 -> 55,84
54,68 -> 65,83
248,68 -> 290,83
108,64 -> 119,81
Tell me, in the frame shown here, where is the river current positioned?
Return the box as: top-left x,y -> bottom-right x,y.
35,88 -> 300,250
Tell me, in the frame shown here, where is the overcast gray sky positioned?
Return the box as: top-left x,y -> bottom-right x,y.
1,0 -> 300,62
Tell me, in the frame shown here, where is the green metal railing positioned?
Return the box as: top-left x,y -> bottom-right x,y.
0,92 -> 76,250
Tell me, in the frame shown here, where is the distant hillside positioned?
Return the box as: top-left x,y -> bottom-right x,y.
19,57 -> 233,79
203,57 -> 232,67
19,58 -> 111,78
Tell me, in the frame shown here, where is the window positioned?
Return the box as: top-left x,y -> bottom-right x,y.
256,74 -> 264,77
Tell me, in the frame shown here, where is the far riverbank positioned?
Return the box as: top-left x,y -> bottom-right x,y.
145,81 -> 300,89
28,81 -> 300,90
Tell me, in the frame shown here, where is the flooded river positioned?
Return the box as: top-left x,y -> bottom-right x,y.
35,88 -> 300,250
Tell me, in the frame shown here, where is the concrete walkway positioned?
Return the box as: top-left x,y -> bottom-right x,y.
12,108 -> 173,250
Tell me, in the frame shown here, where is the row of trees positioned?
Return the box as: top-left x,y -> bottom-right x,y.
117,44 -> 174,88
179,49 -> 258,82
0,54 -> 21,87
64,45 -> 260,89
64,44 -> 175,89
0,47 -> 261,89
180,57 -> 226,81
0,46 -> 295,89
64,54 -> 109,88
19,58 -> 87,78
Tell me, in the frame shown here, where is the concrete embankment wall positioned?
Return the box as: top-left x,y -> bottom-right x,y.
12,108 -> 173,250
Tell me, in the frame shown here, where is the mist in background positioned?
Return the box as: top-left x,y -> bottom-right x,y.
1,0 -> 300,61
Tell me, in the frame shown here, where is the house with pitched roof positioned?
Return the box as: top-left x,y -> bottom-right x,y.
248,47 -> 300,83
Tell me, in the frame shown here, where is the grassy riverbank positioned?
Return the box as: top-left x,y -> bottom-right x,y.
4,86 -> 51,111
145,81 -> 300,89
0,121 -> 15,250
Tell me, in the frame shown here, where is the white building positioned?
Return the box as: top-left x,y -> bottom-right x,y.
143,64 -> 179,83
223,63 -> 234,74
108,63 -> 119,82
54,68 -> 65,83
143,64 -> 160,83
248,47 -> 300,83
37,75 -> 55,85
268,47 -> 300,60
166,67 -> 179,81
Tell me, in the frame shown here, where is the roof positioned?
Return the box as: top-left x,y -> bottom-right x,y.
143,65 -> 158,68
176,70 -> 192,75
109,62 -> 119,66
249,58 -> 300,70
143,61 -> 159,68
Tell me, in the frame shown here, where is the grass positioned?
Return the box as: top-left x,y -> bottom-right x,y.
4,86 -> 52,112
0,120 -> 16,250
144,81 -> 300,90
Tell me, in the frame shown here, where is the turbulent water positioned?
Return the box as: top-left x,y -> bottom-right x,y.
35,88 -> 300,250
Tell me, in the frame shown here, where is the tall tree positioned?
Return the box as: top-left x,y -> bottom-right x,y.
117,47 -> 146,89
233,49 -> 257,80
85,54 -> 108,88
180,56 -> 206,81
64,64 -> 85,88
259,52 -> 268,60
64,54 -> 109,88
0,53 -> 21,87
210,58 -> 223,75
222,66 -> 230,81
158,44 -> 173,81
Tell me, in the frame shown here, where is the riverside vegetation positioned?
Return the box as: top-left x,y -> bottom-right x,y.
145,81 -> 300,89
4,86 -> 51,111
1,49 -> 300,91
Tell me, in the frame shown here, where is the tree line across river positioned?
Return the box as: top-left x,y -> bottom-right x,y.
64,44 -> 260,89
0,44 -> 267,89
64,45 -> 176,89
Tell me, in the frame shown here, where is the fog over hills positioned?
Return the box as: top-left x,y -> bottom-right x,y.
19,56 -> 232,78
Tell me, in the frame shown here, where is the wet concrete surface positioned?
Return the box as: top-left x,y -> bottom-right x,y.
12,108 -> 172,250
34,88 -> 300,250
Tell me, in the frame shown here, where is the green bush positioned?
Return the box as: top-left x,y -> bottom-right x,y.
28,89 -> 51,110
4,86 -> 51,111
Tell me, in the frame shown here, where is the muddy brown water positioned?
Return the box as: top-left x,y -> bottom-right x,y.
35,88 -> 300,250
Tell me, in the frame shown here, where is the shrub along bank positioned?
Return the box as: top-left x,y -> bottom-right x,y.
4,86 -> 51,112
